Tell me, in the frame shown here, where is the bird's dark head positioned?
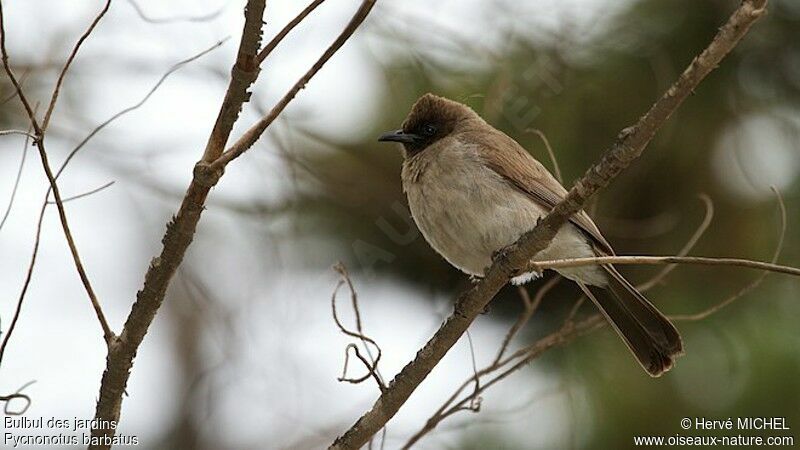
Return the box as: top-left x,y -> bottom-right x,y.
378,93 -> 477,156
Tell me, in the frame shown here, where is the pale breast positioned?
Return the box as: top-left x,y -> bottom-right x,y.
401,139 -> 606,286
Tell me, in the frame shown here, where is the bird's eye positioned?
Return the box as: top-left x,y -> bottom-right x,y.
422,124 -> 437,136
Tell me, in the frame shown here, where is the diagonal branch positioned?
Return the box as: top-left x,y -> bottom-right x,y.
257,0 -> 328,63
200,1 -> 265,163
329,1 -> 769,448
41,0 -> 112,132
208,0 -> 377,171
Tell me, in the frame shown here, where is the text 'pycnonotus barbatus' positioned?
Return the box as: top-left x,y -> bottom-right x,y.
379,93 -> 683,377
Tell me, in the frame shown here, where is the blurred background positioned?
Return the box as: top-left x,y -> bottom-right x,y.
1,0 -> 799,448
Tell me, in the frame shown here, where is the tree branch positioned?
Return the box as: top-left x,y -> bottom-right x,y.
41,0 -> 112,132
89,1 -> 377,447
329,1 -> 769,448
527,255 -> 798,277
199,0 -> 265,163
257,0 -> 328,63
87,2 -> 266,448
208,0 -> 377,171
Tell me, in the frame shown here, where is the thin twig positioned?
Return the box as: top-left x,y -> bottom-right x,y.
0,380 -> 35,415
492,277 -> 560,365
0,68 -> 28,105
209,0 -> 378,171
0,129 -> 36,139
47,181 -> 115,204
672,187 -> 787,321
257,0 -> 328,63
527,128 -> 562,184
0,201 -> 46,366
41,0 -> 112,132
55,39 -> 229,181
331,264 -> 385,391
126,0 -> 225,24
34,143 -> 114,340
0,41 -> 225,377
0,117 -> 34,232
527,255 -> 799,277
465,330 -> 481,410
637,194 -> 714,291
563,295 -> 586,327
401,315 -> 604,449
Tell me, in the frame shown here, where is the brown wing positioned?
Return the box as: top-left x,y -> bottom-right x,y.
463,128 -> 614,255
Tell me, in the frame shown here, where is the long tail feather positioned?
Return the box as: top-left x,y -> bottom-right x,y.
579,266 -> 683,377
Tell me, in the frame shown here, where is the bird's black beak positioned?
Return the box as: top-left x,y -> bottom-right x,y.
378,129 -> 420,144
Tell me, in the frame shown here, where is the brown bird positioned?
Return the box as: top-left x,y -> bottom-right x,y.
379,93 -> 683,376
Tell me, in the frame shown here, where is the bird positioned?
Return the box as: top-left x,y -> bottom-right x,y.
378,93 -> 683,377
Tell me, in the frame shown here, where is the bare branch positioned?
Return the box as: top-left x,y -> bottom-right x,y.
0,380 -> 35,416
331,265 -> 385,391
200,1 -> 265,163
257,0 -> 328,63
34,144 -> 114,341
126,0 -> 225,24
637,194 -> 714,291
47,181 -> 115,204
527,128 -> 563,184
672,187 -> 787,321
55,38 -> 229,181
0,118 -> 34,232
0,201 -> 46,366
402,314 -> 604,449
0,129 -> 36,139
338,344 -> 384,390
527,255 -> 799,277
330,2 -> 769,448
41,0 -> 112,132
0,2 -> 39,129
492,277 -> 560,366
209,0 -> 378,171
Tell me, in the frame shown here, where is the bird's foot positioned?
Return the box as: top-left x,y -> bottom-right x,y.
491,244 -> 515,265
